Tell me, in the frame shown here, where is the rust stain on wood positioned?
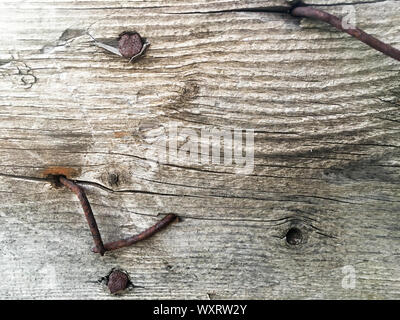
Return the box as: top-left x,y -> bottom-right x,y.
113,131 -> 130,138
40,166 -> 81,179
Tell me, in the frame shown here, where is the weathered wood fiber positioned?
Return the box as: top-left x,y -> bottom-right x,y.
0,0 -> 399,299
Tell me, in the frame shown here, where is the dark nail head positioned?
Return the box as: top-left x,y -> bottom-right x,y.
107,270 -> 129,294
118,32 -> 143,58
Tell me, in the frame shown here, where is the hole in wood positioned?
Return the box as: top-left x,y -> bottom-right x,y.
46,174 -> 65,188
286,227 -> 303,245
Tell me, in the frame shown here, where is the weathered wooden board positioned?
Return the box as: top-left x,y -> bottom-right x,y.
0,0 -> 399,299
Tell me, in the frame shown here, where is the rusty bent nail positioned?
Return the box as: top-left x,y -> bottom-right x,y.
290,4 -> 400,62
59,176 -> 106,256
92,213 -> 177,253
58,176 -> 177,255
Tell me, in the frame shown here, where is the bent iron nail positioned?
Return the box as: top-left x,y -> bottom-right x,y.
58,176 -> 177,255
92,213 -> 178,253
290,4 -> 400,62
59,176 -> 106,256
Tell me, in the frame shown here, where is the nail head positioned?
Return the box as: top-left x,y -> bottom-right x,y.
107,270 -> 130,294
118,32 -> 143,58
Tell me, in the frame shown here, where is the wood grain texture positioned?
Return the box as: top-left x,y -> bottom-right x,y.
0,0 -> 399,299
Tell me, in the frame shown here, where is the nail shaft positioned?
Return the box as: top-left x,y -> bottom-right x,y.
92,214 -> 177,253
291,5 -> 400,62
59,176 -> 106,256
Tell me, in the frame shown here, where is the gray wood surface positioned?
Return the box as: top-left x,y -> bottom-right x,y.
0,0 -> 399,299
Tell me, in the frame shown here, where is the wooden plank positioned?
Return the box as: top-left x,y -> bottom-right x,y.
0,0 -> 399,299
